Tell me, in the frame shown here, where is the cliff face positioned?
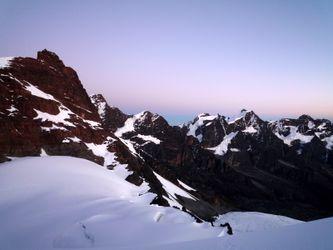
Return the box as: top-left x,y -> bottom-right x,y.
1,50 -> 105,162
1,50 -> 333,221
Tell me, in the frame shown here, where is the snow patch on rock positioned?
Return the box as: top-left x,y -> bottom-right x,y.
84,139 -> 120,167
115,111 -> 146,137
62,137 -> 81,143
154,172 -> 196,201
40,148 -> 48,156
137,134 -> 161,144
228,109 -> 252,124
187,114 -> 217,142
41,124 -> 68,131
178,180 -> 196,191
24,82 -> 57,101
0,57 -> 13,69
114,112 -> 149,157
33,106 -> 76,127
275,126 -> 314,146
207,132 -> 238,156
242,126 -> 258,134
90,95 -> 107,119
6,105 -> 18,116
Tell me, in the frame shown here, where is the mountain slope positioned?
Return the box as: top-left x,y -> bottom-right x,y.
0,156 -> 301,249
141,217 -> 333,250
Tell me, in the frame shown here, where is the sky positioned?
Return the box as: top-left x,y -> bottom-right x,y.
1,0 -> 332,124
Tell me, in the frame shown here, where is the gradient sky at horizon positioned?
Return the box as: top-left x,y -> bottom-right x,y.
1,0 -> 332,124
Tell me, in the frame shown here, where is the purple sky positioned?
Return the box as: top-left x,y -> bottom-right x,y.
1,0 -> 332,124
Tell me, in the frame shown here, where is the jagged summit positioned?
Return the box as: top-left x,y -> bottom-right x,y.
90,93 -> 129,132
240,108 -> 249,115
37,49 -> 65,68
90,93 -> 107,103
298,114 -> 314,121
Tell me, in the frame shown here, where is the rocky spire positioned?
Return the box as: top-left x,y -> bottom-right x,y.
37,49 -> 65,69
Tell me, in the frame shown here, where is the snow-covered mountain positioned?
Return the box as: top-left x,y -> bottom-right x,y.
1,49 -> 333,229
269,115 -> 333,150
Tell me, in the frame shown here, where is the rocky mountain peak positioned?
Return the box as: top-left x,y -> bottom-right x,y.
240,108 -> 248,115
298,114 -> 314,122
90,94 -> 129,132
91,93 -> 107,104
37,49 -> 65,69
129,111 -> 170,137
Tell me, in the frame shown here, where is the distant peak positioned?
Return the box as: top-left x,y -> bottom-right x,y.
197,113 -> 211,118
240,109 -> 253,116
137,110 -> 161,119
90,94 -> 107,103
298,114 -> 314,121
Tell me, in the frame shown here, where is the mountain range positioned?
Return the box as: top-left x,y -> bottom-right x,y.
1,49 -> 333,222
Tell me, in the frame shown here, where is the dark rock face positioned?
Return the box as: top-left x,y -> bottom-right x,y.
112,108 -> 333,220
185,111 -> 333,220
90,94 -> 129,132
1,50 -> 105,163
1,50 -> 333,222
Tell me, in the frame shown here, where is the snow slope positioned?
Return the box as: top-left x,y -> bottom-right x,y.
207,132 -> 238,156
187,113 -> 217,142
0,156 -> 302,250
140,217 -> 333,250
274,125 -> 314,146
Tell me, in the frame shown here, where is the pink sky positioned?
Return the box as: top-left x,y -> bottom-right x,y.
1,0 -> 332,123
